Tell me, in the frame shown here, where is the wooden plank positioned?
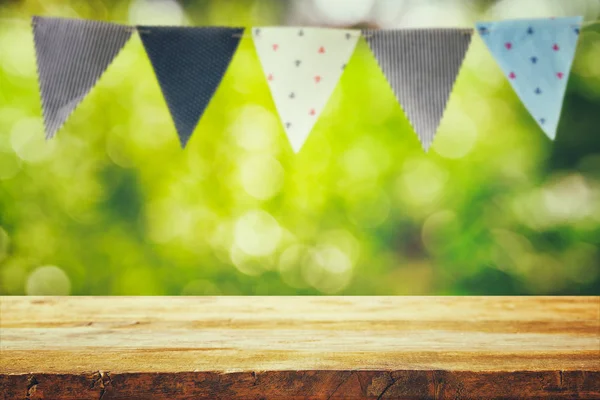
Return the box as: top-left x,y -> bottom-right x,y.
1,296 -> 599,399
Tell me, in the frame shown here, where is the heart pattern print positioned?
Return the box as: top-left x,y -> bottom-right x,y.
252,27 -> 360,152
477,16 -> 582,139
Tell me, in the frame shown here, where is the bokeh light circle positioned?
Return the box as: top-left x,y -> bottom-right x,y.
26,265 -> 71,295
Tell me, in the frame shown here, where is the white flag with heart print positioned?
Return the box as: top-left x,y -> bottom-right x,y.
252,27 -> 359,152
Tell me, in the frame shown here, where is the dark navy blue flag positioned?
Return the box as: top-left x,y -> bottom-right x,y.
138,26 -> 244,147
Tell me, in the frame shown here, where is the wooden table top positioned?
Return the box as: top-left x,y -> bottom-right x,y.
1,296 -> 599,399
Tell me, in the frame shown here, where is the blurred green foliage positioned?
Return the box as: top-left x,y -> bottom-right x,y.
1,0 -> 599,295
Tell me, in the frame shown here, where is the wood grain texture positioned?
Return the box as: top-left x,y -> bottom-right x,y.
1,296 -> 599,399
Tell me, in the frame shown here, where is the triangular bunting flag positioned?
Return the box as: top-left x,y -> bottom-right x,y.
477,17 -> 582,139
138,26 -> 244,147
252,27 -> 359,152
364,29 -> 473,151
32,16 -> 133,138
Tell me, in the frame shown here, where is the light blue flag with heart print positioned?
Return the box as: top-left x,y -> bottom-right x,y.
476,16 -> 582,139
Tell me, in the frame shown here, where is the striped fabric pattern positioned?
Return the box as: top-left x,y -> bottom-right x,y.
32,17 -> 132,138
364,29 -> 473,151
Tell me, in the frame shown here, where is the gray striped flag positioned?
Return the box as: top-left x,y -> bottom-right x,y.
364,29 -> 473,151
32,17 -> 133,138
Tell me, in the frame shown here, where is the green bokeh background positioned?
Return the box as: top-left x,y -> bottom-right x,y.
1,0 -> 599,295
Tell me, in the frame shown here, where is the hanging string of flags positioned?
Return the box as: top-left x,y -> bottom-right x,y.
31,16 -> 584,152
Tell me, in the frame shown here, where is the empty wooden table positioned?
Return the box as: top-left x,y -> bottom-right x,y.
1,296 -> 599,399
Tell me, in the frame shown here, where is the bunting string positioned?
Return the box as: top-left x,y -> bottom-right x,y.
22,16 -> 596,151
3,17 -> 598,26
